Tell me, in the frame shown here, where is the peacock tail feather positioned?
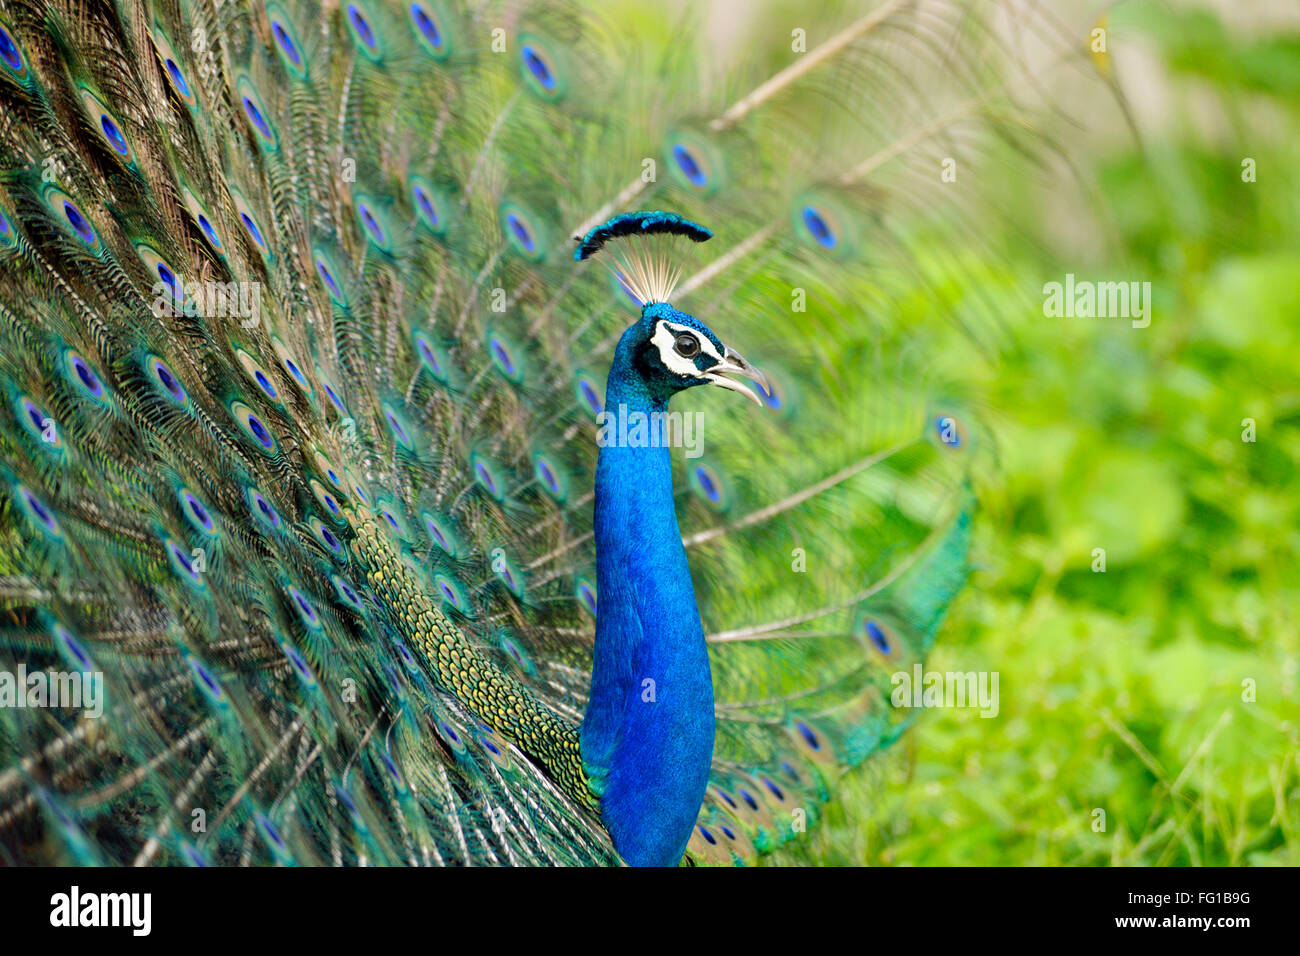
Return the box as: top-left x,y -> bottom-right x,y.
0,0 -> 1079,866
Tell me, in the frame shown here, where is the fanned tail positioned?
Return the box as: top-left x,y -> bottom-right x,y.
0,0 -> 1099,866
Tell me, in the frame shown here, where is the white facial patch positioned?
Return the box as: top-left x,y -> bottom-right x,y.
650,320 -> 723,379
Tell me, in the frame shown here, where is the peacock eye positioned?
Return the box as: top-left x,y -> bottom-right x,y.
674,333 -> 700,358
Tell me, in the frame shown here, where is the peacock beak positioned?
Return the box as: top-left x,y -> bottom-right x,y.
705,347 -> 769,406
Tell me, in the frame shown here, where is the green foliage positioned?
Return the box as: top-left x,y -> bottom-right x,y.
788,3 -> 1299,866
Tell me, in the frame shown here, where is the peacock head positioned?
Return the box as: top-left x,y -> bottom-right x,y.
625,301 -> 768,405
577,211 -> 767,406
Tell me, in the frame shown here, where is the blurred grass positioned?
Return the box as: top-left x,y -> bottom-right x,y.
782,1 -> 1300,866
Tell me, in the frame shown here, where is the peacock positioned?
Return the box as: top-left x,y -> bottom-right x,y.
0,0 -> 1065,867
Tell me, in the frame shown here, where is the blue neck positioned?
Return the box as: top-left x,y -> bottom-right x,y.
579,334 -> 714,867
